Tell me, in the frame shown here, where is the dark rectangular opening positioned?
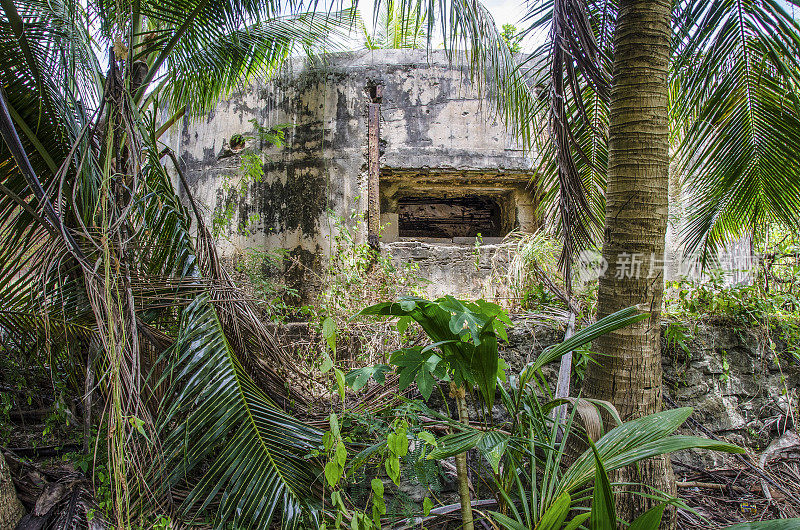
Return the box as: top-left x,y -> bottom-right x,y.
398,196 -> 503,238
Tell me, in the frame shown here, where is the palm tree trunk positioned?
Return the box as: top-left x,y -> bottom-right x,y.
582,0 -> 676,526
0,452 -> 25,530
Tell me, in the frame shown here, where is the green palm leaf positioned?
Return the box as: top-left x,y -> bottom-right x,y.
672,0 -> 800,261
155,295 -> 323,529
364,0 -> 427,49
153,9 -> 355,114
556,407 -> 743,498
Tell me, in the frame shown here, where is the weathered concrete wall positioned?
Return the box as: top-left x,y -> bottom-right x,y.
167,50 -> 538,297
501,319 -> 800,466
661,322 -> 798,466
384,240 -> 522,300
384,241 -> 502,299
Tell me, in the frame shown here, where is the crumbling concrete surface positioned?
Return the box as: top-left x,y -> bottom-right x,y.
164,50 -> 538,299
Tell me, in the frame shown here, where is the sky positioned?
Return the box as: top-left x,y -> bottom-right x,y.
478,0 -> 525,27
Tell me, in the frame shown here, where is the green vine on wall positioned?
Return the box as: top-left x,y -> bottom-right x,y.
211,119 -> 292,239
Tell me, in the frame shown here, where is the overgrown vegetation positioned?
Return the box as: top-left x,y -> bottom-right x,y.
2,0 -> 800,525
664,226 -> 800,366
306,303 -> 757,528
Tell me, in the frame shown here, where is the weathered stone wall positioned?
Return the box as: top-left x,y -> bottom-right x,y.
384,240 -> 513,300
500,319 -> 799,463
662,322 -> 798,466
167,50 -> 538,298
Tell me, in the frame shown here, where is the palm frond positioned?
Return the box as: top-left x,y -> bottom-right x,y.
522,0 -> 613,277
365,0 -> 427,49
671,0 -> 800,261
155,295 -> 323,529
153,9 -> 355,114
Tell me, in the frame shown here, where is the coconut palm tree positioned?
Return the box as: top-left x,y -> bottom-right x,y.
380,0 -> 800,524
532,2 -> 800,523
363,0 -> 428,49
582,1 -> 674,523
0,0 -> 350,526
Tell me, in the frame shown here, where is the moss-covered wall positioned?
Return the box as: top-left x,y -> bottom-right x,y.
166,50 -> 538,298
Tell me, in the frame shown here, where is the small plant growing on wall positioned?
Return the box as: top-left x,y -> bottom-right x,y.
211,119 -> 292,239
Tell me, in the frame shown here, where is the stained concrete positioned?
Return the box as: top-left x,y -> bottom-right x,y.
166,50 -> 538,297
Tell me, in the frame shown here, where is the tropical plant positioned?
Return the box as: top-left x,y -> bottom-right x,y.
500,24 -> 522,56
583,1 -> 676,522
362,0 -> 427,49
352,302 -> 668,529
397,306 -> 743,529
153,296 -> 325,528
482,408 -> 741,530
345,302 -> 794,529
356,295 -> 512,529
515,0 -> 800,267
373,0 -> 799,523
0,0 -> 350,525
488,428 -> 799,530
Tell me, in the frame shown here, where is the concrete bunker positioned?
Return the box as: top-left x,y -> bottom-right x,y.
168,50 -> 541,298
378,169 -> 537,244
397,195 -> 504,239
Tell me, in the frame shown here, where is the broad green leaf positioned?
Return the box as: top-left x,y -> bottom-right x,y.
399,298 -> 417,311
372,506 -> 383,527
417,431 -> 436,446
371,477 -> 384,498
329,413 -> 341,437
497,357 -> 509,382
564,513 -> 591,530
385,455 -> 400,485
537,491 -> 571,530
471,318 -> 499,408
629,503 -> 665,530
323,317 -> 337,357
558,408 -> 744,497
437,295 -> 485,343
346,365 -> 391,391
334,368 -> 346,401
489,511 -> 529,530
477,431 -> 509,474
323,316 -> 336,340
335,442 -> 347,466
397,315 -> 412,334
416,367 -> 435,400
589,442 -> 615,530
320,352 -> 334,373
427,430 -> 485,460
388,430 -> 409,457
423,497 -> 433,516
357,301 -> 408,317
492,317 -> 509,343
472,299 -> 512,324
325,461 -> 341,487
331,490 -> 344,510
391,347 -> 443,396
323,431 -> 334,451
371,478 -> 387,525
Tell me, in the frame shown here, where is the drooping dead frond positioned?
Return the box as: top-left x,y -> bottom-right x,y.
524,0 -> 614,285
